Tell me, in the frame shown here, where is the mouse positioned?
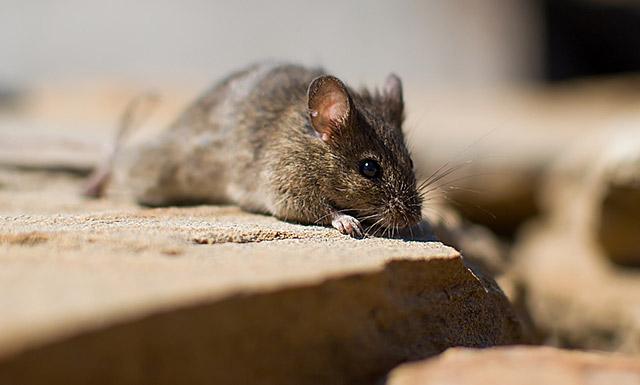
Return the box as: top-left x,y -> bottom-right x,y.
86,62 -> 422,238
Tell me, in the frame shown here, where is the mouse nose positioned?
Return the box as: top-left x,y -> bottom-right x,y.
387,197 -> 422,229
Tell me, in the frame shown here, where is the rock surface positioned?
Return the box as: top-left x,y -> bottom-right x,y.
0,166 -> 523,385
595,139 -> 640,267
386,345 -> 640,385
514,126 -> 640,353
411,76 -> 640,239
408,76 -> 640,352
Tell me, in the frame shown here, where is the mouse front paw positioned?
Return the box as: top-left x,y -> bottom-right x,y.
331,212 -> 364,239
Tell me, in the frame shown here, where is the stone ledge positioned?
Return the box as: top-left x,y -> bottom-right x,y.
386,345 -> 640,385
0,200 -> 523,384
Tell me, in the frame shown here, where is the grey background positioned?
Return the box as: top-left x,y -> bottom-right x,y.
1,0 -> 541,93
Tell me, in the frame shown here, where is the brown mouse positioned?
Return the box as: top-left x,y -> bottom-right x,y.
88,62 -> 422,238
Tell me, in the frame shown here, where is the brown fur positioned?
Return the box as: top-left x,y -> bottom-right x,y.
112,62 -> 422,236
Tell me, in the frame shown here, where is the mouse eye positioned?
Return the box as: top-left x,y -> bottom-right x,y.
409,158 -> 414,168
359,159 -> 381,179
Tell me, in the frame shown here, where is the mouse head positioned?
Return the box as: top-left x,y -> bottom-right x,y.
307,74 -> 422,234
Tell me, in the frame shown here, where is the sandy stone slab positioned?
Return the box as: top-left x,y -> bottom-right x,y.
386,345 -> 640,385
0,207 -> 523,384
0,169 -> 523,384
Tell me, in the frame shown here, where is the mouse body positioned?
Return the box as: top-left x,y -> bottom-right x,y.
108,62 -> 422,238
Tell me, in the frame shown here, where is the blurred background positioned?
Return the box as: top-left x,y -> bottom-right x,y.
1,0 -> 640,351
0,0 -> 540,90
2,0 -> 640,90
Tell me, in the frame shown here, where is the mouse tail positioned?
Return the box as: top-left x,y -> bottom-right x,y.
82,92 -> 159,198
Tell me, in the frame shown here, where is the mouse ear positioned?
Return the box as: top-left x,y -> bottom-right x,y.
385,73 -> 404,123
308,75 -> 351,141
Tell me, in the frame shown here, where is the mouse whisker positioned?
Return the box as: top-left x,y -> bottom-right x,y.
417,152 -> 501,193
418,172 -> 504,209
418,160 -> 474,192
420,122 -> 504,188
364,215 -> 385,237
400,211 -> 411,231
420,171 -> 502,196
363,218 -> 378,235
313,211 -> 334,225
357,213 -> 380,222
422,206 -> 453,228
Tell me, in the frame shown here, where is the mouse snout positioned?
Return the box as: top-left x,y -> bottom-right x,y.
385,196 -> 422,229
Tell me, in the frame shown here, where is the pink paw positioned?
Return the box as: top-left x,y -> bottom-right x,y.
331,213 -> 364,239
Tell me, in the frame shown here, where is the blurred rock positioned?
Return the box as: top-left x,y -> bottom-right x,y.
514,126 -> 640,353
411,76 -> 640,239
0,167 -> 524,385
410,76 -> 640,351
386,345 -> 640,385
599,182 -> 640,266
0,131 -> 100,174
539,123 -> 640,268
596,142 -> 640,267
